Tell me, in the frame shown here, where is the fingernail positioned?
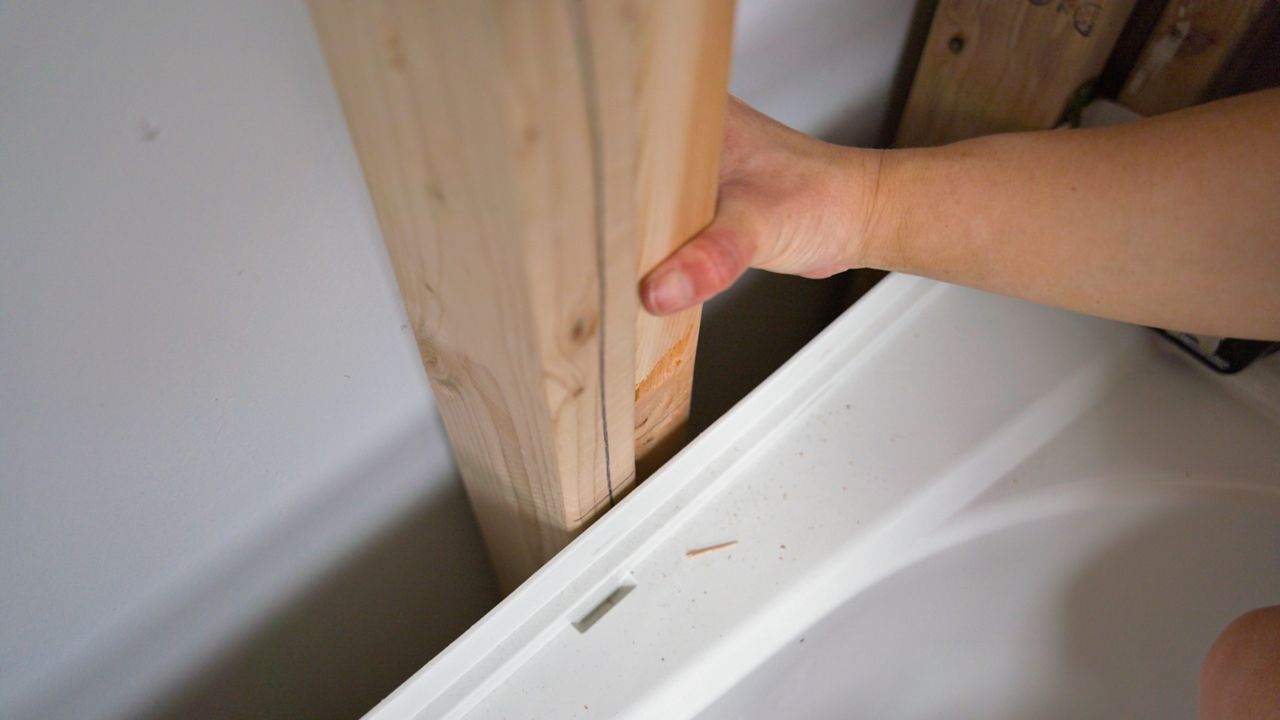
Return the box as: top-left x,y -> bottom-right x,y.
645,269 -> 693,313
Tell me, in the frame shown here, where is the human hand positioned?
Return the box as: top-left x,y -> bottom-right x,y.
639,97 -> 887,315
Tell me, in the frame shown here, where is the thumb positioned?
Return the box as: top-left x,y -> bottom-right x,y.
640,198 -> 758,316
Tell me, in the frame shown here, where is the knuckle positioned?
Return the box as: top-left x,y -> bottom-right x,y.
692,229 -> 747,291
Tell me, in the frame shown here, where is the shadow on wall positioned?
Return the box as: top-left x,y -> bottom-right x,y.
691,269 -> 864,436
141,469 -> 499,720
731,0 -> 931,145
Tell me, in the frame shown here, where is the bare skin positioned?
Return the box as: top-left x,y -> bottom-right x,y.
641,92 -> 1280,717
641,90 -> 1280,341
1200,606 -> 1280,719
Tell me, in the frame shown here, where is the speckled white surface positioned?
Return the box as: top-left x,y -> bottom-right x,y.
368,275 -> 1280,719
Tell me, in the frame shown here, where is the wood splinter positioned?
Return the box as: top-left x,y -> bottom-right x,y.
685,540 -> 738,558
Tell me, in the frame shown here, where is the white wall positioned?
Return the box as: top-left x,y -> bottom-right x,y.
0,1 -> 918,718
731,0 -> 919,141
0,3 -> 496,718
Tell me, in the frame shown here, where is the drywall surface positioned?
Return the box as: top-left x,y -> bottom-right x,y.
731,0 -> 919,142
0,2 -> 497,719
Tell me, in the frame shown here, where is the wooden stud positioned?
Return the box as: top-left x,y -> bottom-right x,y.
632,1 -> 734,478
897,0 -> 1138,147
308,1 -> 732,590
1119,0 -> 1271,115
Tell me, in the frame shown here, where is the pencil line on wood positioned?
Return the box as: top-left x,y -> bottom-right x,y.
567,0 -> 615,508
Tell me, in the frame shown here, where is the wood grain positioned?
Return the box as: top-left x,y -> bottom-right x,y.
309,0 -> 733,590
1119,0 -> 1271,115
634,4 -> 737,476
631,0 -> 735,478
309,1 -> 634,591
568,0 -> 733,483
897,0 -> 1138,147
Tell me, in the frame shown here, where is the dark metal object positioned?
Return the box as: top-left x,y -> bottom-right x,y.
1156,330 -> 1278,374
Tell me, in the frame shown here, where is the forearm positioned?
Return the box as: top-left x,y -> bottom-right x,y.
864,89 -> 1280,340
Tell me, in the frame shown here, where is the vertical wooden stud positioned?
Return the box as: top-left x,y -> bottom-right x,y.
632,1 -> 735,478
897,0 -> 1138,147
309,1 -> 733,590
1119,0 -> 1271,115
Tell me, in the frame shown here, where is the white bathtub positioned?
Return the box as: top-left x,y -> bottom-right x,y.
368,275 -> 1280,719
